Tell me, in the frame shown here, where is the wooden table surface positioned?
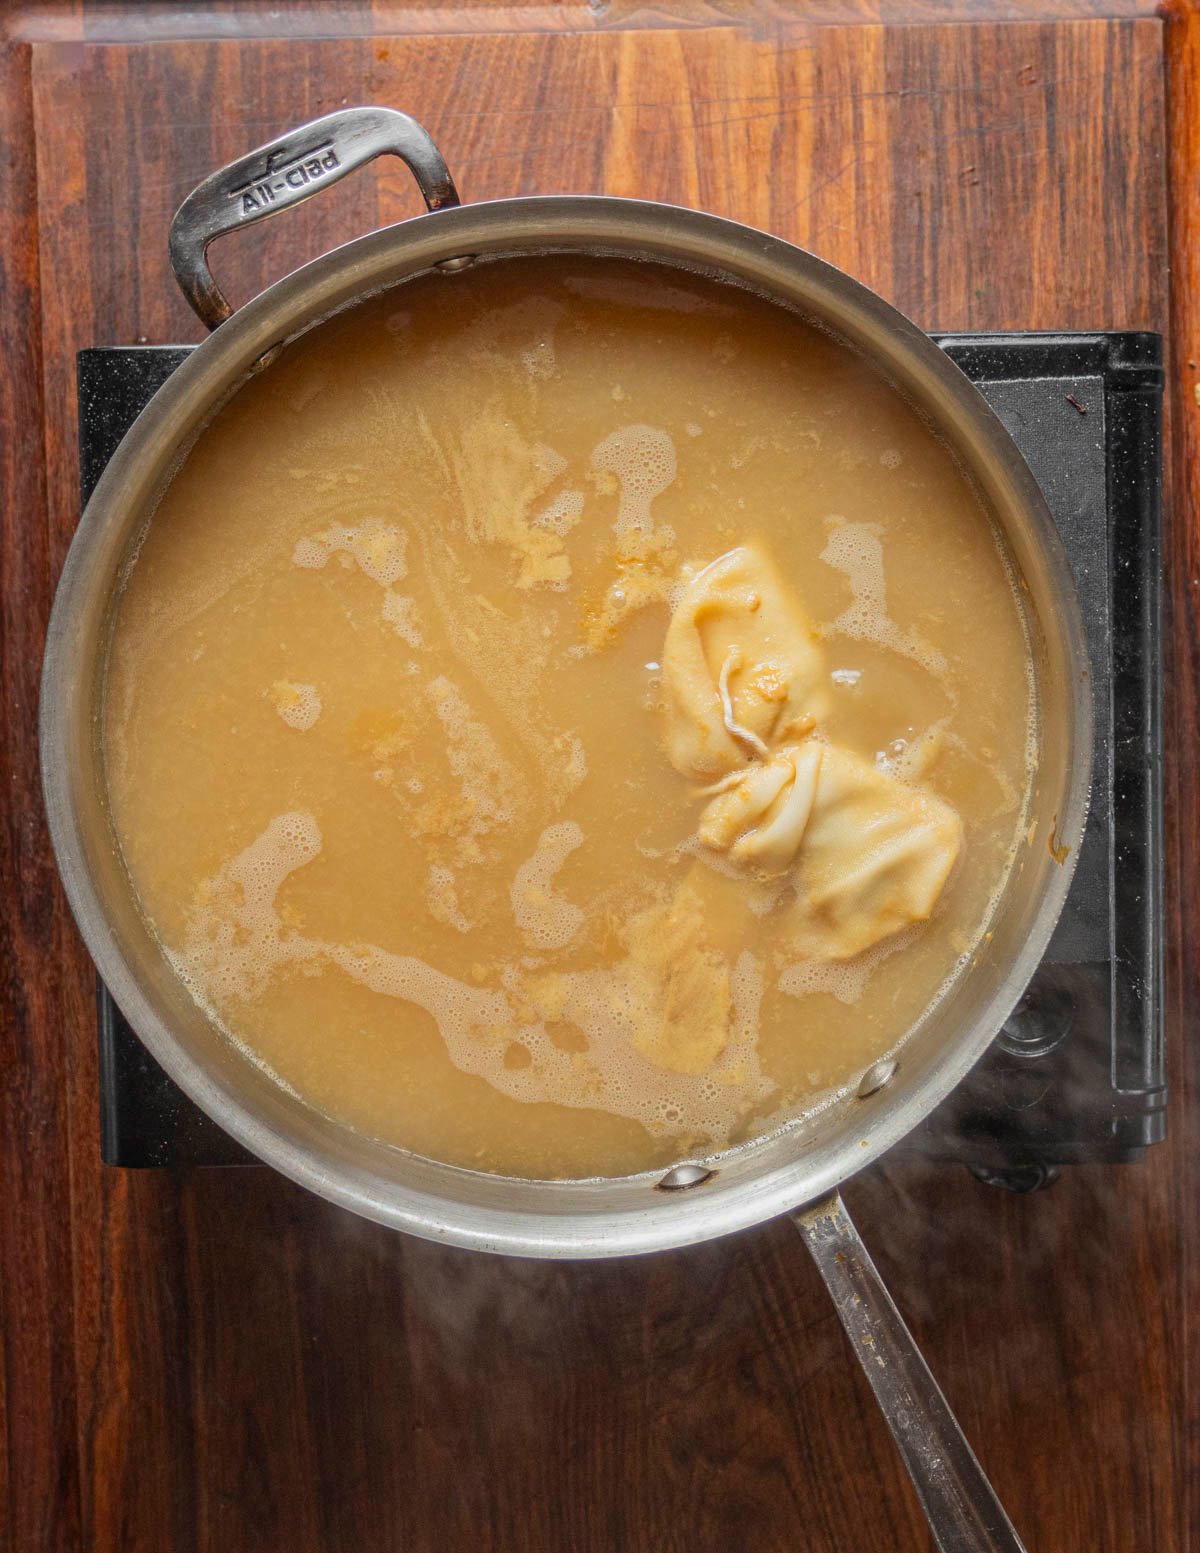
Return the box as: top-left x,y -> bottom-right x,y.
2,2 -> 1196,1549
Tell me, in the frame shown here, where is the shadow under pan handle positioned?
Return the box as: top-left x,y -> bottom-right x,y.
793,1193 -> 1027,1553
168,106 -> 461,331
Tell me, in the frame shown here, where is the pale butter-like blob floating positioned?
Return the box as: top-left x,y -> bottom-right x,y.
659,543 -> 963,964
269,681 -> 321,732
696,741 -> 962,960
698,742 -> 962,962
590,424 -> 677,540
510,821 -> 585,950
699,743 -> 823,878
174,814 -> 773,1140
661,545 -> 829,781
820,519 -> 948,675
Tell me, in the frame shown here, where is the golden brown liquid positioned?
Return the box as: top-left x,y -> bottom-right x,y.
103,257 -> 1033,1178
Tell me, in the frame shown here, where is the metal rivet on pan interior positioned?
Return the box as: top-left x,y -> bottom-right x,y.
857,1058 -> 898,1099
436,255 -> 476,272
655,1162 -> 715,1192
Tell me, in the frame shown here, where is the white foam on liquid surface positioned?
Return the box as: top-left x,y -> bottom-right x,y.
534,489 -> 586,537
269,681 -> 322,732
172,812 -> 775,1140
292,521 -> 409,587
589,425 -> 677,540
510,821 -> 586,950
425,864 -> 473,935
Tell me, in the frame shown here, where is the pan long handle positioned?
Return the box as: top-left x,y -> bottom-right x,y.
793,1193 -> 1027,1553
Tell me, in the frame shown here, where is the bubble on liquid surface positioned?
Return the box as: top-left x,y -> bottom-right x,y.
293,520 -> 408,588
269,681 -> 321,731
590,424 -> 677,539
510,822 -> 585,951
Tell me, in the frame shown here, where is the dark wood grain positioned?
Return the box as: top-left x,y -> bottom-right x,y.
0,7 -> 1188,1552
1162,3 -> 1200,1547
0,38 -> 83,1553
0,0 -> 1167,46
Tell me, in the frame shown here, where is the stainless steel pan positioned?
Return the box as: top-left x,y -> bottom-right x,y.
40,107 -> 1091,1553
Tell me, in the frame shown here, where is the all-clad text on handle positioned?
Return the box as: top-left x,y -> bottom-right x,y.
168,106 -> 460,330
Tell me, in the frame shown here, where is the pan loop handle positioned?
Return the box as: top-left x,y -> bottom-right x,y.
794,1192 -> 1027,1553
168,106 -> 460,331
